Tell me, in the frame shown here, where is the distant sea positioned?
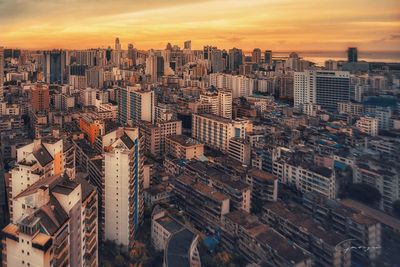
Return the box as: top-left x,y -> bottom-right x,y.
271,51 -> 400,65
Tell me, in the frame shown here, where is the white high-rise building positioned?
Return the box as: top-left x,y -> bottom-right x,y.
218,90 -> 232,119
192,113 -> 252,152
3,138 -> 97,267
199,90 -> 232,119
104,127 -> 143,250
209,73 -> 255,98
294,70 -> 350,111
2,174 -> 98,267
145,51 -> 164,83
119,85 -> 155,126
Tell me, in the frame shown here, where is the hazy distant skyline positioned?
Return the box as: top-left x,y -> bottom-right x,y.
0,0 -> 399,51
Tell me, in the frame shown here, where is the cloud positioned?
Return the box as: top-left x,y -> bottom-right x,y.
0,0 -> 399,51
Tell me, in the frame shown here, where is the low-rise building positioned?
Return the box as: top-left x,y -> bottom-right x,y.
222,210 -> 312,267
262,202 -> 352,267
174,174 -> 230,232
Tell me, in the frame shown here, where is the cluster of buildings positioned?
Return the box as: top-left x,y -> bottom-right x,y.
1,42 -> 400,267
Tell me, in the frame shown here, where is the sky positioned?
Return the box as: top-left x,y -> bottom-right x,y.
0,0 -> 399,51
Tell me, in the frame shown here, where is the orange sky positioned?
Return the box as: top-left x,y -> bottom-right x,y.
0,0 -> 399,51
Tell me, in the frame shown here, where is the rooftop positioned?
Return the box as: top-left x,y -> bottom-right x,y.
155,215 -> 183,234
167,134 -> 202,147
165,228 -> 197,267
340,199 -> 397,230
248,168 -> 277,182
192,182 -> 229,202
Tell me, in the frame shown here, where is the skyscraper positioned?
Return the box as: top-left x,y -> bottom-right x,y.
145,52 -> 164,82
104,127 -> 143,250
119,85 -> 155,126
294,70 -> 350,111
30,83 -> 50,113
128,43 -> 137,66
264,50 -> 272,65
0,47 -> 4,101
347,47 -> 358,63
229,48 -> 243,73
43,50 -> 67,84
203,45 -> 216,60
115,37 -> 121,50
184,40 -> 192,50
252,48 -> 261,64
211,49 -> 224,73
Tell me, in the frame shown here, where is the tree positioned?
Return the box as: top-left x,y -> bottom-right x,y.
393,200 -> 400,217
346,183 -> 381,205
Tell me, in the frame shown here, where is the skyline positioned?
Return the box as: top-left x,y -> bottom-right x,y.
0,0 -> 399,51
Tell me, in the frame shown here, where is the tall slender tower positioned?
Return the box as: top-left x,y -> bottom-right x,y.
104,127 -> 143,250
0,47 -> 4,101
115,37 -> 121,50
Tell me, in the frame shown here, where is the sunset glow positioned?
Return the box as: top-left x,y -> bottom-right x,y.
0,0 -> 399,50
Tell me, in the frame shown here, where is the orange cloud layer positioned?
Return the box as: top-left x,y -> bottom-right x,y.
0,0 -> 399,51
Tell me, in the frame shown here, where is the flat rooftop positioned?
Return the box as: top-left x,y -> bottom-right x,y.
248,168 -> 277,182
155,215 -> 183,234
192,182 -> 229,202
167,134 -> 202,147
340,199 -> 399,230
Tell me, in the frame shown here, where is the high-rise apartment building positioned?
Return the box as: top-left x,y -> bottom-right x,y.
145,52 -> 164,83
118,85 -> 155,126
252,48 -> 261,64
348,47 -> 358,63
0,47 -> 4,101
264,50 -> 272,65
104,127 -> 143,250
128,43 -> 137,66
199,90 -> 232,118
192,113 -> 252,153
86,66 -> 104,89
140,120 -> 182,158
210,73 -> 255,98
2,173 -> 98,267
43,50 -> 67,84
228,47 -> 243,73
184,40 -> 192,50
8,138 -> 66,215
294,70 -> 350,111
115,37 -> 121,50
29,83 -> 50,113
210,49 -> 224,73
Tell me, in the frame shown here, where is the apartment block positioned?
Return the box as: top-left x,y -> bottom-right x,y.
222,210 -> 312,267
246,168 -> 278,205
165,134 -> 204,160
192,113 -> 252,153
140,120 -> 182,158
262,202 -> 352,267
174,174 -> 230,232
303,192 -> 382,261
2,174 -> 98,267
104,127 -> 143,250
356,116 -> 378,136
118,85 -> 155,126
